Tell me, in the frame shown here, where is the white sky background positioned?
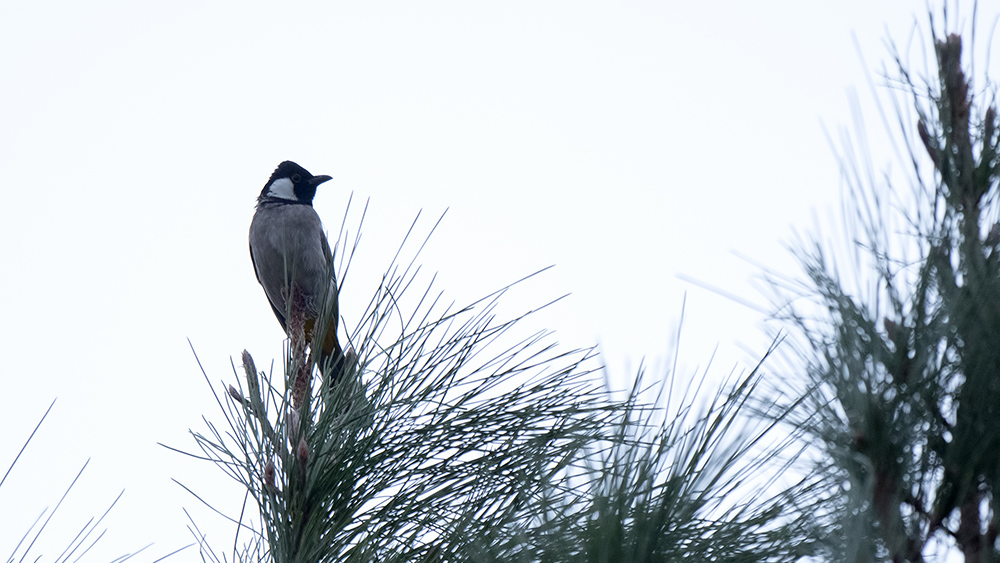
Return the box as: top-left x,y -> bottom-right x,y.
0,1 -> 989,559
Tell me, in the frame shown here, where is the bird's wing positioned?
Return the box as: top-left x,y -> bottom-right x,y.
317,232 -> 343,361
320,231 -> 336,282
250,241 -> 288,331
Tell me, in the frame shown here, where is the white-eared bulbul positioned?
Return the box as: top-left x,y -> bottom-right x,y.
249,161 -> 344,372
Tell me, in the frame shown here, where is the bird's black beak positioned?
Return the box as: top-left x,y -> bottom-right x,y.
309,174 -> 333,187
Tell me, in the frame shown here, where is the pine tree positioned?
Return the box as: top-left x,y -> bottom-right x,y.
766,11 -> 1000,563
179,214 -> 813,562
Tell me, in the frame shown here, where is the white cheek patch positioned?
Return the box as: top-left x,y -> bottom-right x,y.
267,177 -> 297,200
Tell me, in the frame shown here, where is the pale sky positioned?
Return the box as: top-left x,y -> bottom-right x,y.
0,1 -> 984,559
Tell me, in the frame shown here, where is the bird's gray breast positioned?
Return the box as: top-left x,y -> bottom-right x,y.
249,204 -> 334,317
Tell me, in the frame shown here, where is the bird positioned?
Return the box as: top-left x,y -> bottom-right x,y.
249,160 -> 345,375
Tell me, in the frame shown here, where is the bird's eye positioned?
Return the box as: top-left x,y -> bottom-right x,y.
291,174 -> 302,183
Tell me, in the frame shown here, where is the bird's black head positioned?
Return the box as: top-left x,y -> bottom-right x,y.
258,161 -> 332,205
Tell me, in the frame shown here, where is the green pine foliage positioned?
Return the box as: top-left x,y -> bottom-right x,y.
2,402 -> 161,562
180,211 -> 811,562
761,9 -> 1000,563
